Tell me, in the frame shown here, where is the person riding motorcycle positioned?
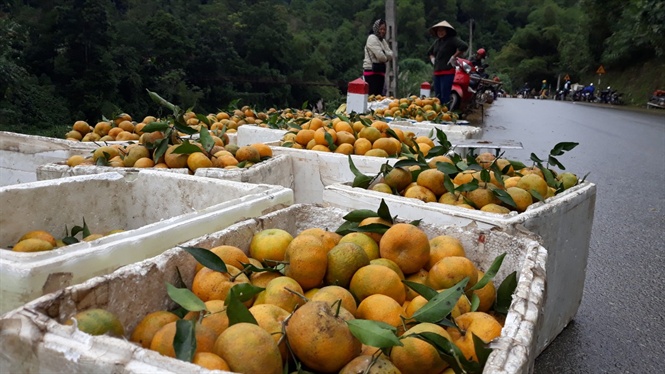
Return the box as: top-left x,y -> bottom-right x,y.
600,86 -> 612,103
469,48 -> 489,78
581,83 -> 595,101
563,80 -> 571,100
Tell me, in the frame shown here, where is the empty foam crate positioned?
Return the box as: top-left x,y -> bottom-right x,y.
323,181 -> 596,354
0,170 -> 293,313
0,204 -> 547,373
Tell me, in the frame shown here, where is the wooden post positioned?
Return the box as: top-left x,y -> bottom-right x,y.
385,0 -> 397,97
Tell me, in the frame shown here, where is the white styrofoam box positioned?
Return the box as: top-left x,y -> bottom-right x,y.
185,132 -> 237,146
236,122 -> 481,148
0,132 -> 99,186
0,204 -> 547,374
194,153 -> 293,189
270,146 -> 401,204
323,181 -> 596,355
0,171 -> 293,314
36,162 -> 189,181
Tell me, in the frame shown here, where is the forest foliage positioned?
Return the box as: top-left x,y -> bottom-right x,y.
1,0 -> 663,133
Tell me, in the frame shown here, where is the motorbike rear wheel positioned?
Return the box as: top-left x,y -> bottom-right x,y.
449,92 -> 461,111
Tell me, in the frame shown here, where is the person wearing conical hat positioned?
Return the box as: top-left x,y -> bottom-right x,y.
427,20 -> 468,106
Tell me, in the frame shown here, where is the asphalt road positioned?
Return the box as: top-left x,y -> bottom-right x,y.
477,98 -> 665,373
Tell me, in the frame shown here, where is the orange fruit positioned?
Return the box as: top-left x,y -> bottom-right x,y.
417,169 -> 447,196
403,185 -> 437,203
349,264 -> 406,304
355,294 -> 404,331
447,312 -> 503,362
195,245 -> 249,273
72,120 -> 91,135
250,143 -> 272,158
285,301 -> 361,373
427,235 -> 466,270
325,242 -> 370,288
254,276 -> 305,313
284,234 -> 328,290
357,216 -> 392,245
427,256 -> 478,291
235,146 -> 261,163
249,228 -> 293,264
404,269 -> 429,301
338,232 -> 380,260
18,230 -> 56,247
65,308 -> 124,337
468,270 -> 496,313
379,223 -> 430,275
339,355 -> 401,374
150,321 -> 217,357
370,258 -> 405,280
298,227 -> 341,251
184,300 -> 229,338
428,155 -> 454,169
214,323 -> 282,374
390,322 -> 452,374
192,352 -> 230,371
164,144 -> 188,169
505,186 -> 533,212
13,238 -> 54,252
310,285 -> 358,316
130,310 -> 179,348
191,265 -> 250,302
295,129 -> 316,146
249,303 -> 290,361
187,152 -> 212,172
354,138 -> 373,155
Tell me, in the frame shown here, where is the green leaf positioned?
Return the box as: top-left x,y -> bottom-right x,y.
181,246 -> 228,273
335,220 -> 360,235
342,210 -> 379,222
548,155 -> 565,170
393,159 -> 422,169
409,219 -> 422,226
166,283 -> 207,312
530,189 -> 545,202
172,141 -> 202,155
494,271 -> 517,314
436,162 -> 459,176
199,127 -> 215,153
226,285 -> 259,326
377,199 -> 392,223
82,217 -> 91,238
493,189 -> 516,208
414,331 -> 481,372
62,236 -> 79,245
147,89 -> 176,112
353,174 -> 374,189
353,223 -> 390,234
402,280 -> 437,300
530,153 -> 544,164
412,278 -> 469,323
385,128 -> 400,140
153,137 -> 170,164
347,155 -> 364,178
346,319 -> 403,348
195,113 -> 211,127
443,174 -> 456,194
324,131 -> 337,151
174,121 -> 198,135
468,253 -> 506,291
540,167 -> 557,187
509,160 -> 526,171
301,101 -> 309,110
550,142 -> 578,156
71,225 -> 83,237
456,179 -> 479,192
473,332 -> 494,366
173,319 -> 196,362
95,155 -> 109,166
224,283 -> 265,306
142,121 -> 170,133
480,169 -> 491,183
470,293 -> 480,312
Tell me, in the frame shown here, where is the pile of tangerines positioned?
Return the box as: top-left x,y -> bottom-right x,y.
367,151 -> 580,213
107,220 -> 507,373
279,117 -> 440,158
372,96 -> 459,122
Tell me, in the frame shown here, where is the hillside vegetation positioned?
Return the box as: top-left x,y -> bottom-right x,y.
1,0 -> 663,135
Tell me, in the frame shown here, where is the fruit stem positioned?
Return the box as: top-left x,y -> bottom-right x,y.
284,287 -> 309,303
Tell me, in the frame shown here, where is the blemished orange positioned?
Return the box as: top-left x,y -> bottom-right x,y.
250,143 -> 272,158
349,264 -> 406,304
427,235 -> 466,270
379,223 -> 430,275
285,301 -> 361,373
311,285 -> 358,316
390,322 -> 452,374
194,245 -> 249,273
284,234 -> 328,290
249,303 -> 290,362
249,228 -> 293,264
192,352 -> 231,371
339,354 -> 401,374
298,227 -> 341,251
214,323 -> 282,374
191,265 -> 250,302
447,312 -> 503,362
355,294 -> 404,331
427,256 -> 478,291
130,310 -> 179,348
370,258 -> 405,280
254,276 -> 305,313
150,321 -> 217,358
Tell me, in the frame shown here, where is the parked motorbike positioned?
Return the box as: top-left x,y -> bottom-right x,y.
609,90 -> 623,105
554,88 -> 570,101
647,90 -> 665,109
449,58 -> 475,112
517,87 -> 531,98
571,87 -> 584,101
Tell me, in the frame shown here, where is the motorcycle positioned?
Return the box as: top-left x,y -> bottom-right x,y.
571,87 -> 584,101
610,90 -> 623,105
647,90 -> 665,109
517,87 -> 532,98
448,57 -> 476,112
554,88 -> 570,101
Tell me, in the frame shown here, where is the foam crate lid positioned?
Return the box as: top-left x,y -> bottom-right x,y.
194,153 -> 293,190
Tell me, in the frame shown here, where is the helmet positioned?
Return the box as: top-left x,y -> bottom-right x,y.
590,83 -> 594,86
477,48 -> 486,57
542,80 -> 546,83
607,86 -> 611,89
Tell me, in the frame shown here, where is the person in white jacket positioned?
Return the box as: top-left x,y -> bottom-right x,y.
363,19 -> 393,96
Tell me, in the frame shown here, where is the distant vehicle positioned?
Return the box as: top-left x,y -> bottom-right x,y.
647,90 -> 665,109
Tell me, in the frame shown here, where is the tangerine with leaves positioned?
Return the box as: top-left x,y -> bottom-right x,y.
214,322 -> 283,374
249,228 -> 293,264
379,223 -> 430,275
427,256 -> 478,291
191,265 -> 250,302
130,310 -> 179,348
446,312 -> 503,362
355,294 -> 404,332
285,301 -> 361,373
194,245 -> 249,273
390,322 -> 453,374
150,321 -> 217,358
